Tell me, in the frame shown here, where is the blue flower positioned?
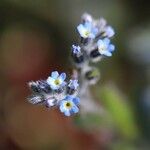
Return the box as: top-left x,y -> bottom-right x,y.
72,45 -> 81,55
68,79 -> 79,90
77,22 -> 98,39
47,71 -> 66,90
97,38 -> 115,57
103,26 -> 115,38
59,95 -> 80,116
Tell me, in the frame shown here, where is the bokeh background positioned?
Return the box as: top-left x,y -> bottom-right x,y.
0,0 -> 150,149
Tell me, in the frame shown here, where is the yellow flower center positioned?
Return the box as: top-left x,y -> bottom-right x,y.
84,30 -> 90,37
65,102 -> 72,109
54,79 -> 60,85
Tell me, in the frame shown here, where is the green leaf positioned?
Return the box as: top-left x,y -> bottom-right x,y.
94,84 -> 139,140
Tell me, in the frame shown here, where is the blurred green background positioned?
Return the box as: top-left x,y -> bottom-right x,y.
0,0 -> 150,149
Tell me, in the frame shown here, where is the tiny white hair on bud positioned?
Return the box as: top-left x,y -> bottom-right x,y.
27,95 -> 44,104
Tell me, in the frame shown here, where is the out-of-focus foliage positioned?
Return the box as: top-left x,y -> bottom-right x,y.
97,84 -> 139,140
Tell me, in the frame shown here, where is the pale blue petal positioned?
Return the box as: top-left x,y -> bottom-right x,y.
65,95 -> 73,101
103,38 -> 110,45
92,27 -> 98,36
59,100 -> 65,106
84,22 -> 92,30
97,39 -> 103,46
102,51 -> 112,57
61,81 -> 66,87
50,84 -> 59,90
51,71 -> 59,79
71,105 -> 79,113
59,104 -> 66,112
89,33 -> 96,39
47,77 -> 55,85
58,73 -> 66,81
64,110 -> 71,116
70,109 -> 75,115
77,24 -> 85,35
73,97 -> 80,105
106,26 -> 115,37
109,44 -> 115,52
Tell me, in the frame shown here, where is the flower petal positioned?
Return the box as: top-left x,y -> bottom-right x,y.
59,103 -> 66,112
65,95 -> 73,100
47,77 -> 59,90
71,105 -> 79,113
77,24 -> 90,38
105,26 -> 115,38
50,84 -> 59,90
92,27 -> 98,36
103,38 -> 110,45
77,24 -> 85,35
60,81 -> 66,87
58,73 -> 66,81
51,71 -> 59,79
47,77 -> 55,85
97,39 -> 103,46
64,110 -> 71,116
101,51 -> 112,57
109,44 -> 115,52
73,97 -> 80,105
84,22 -> 92,30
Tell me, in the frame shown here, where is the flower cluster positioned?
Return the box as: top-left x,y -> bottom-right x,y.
27,13 -> 115,117
71,13 -> 115,84
28,71 -> 80,116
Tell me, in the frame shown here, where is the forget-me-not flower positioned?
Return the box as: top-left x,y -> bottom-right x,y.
59,95 -> 80,116
68,79 -> 79,90
47,71 -> 66,90
97,38 -> 115,57
77,22 -> 98,39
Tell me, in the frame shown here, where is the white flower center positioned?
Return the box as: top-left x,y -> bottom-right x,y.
98,44 -> 106,52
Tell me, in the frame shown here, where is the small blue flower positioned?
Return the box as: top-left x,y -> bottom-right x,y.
59,95 -> 80,116
47,71 -> 66,90
77,22 -> 98,39
97,38 -> 115,57
68,79 -> 79,90
103,26 -> 115,38
72,45 -> 81,55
